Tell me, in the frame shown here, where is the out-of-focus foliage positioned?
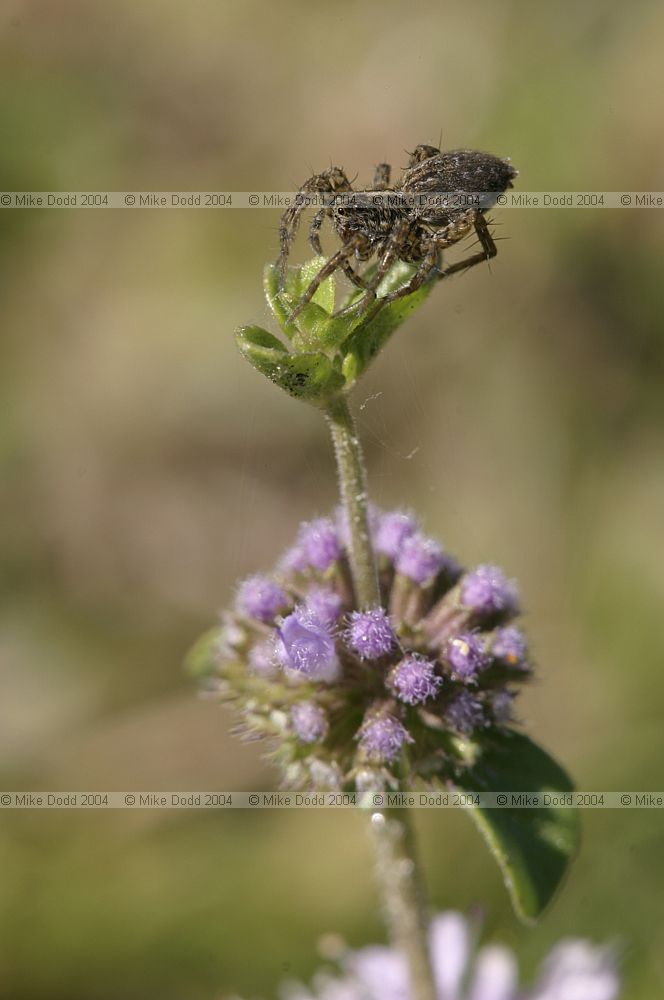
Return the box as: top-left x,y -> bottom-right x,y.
1,1 -> 663,997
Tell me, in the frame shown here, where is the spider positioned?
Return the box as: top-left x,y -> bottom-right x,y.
276,144 -> 517,323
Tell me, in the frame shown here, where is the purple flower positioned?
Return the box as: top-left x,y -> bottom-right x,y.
247,637 -> 278,679
305,585 -> 345,625
276,607 -> 340,682
461,564 -> 519,618
395,531 -> 455,585
235,575 -> 288,623
348,946 -> 408,1000
374,509 -> 418,559
389,655 -> 442,705
281,911 -> 620,1000
532,939 -> 620,1000
291,701 -> 329,744
200,508 -> 535,794
308,758 -> 342,791
345,607 -> 396,660
492,690 -> 515,724
446,632 -> 489,681
277,541 -> 309,575
444,690 -> 485,735
430,912 -> 474,999
465,945 -> 518,1000
357,713 -> 413,763
492,625 -> 528,668
297,517 -> 342,572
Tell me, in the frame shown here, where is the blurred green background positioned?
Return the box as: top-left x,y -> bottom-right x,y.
1,0 -> 663,997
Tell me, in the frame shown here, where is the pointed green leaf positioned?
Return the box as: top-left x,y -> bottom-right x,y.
270,352 -> 344,401
291,256 -> 335,314
264,259 -> 336,337
237,325 -> 344,402
263,265 -> 292,332
283,299 -> 335,350
236,325 -> 290,380
453,730 -> 580,924
339,261 -> 419,310
340,274 -> 436,387
236,325 -> 289,355
281,299 -> 362,353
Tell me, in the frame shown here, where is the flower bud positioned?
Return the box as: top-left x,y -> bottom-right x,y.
461,565 -> 519,620
291,701 -> 329,744
357,712 -> 414,763
345,608 -> 397,660
236,575 -> 289,623
446,632 -> 489,682
276,607 -> 340,682
389,655 -> 442,705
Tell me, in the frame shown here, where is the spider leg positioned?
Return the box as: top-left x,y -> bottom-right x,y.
308,208 -> 327,255
335,217 -> 412,316
361,242 -> 440,322
276,168 -> 353,289
373,163 -> 391,190
342,260 -> 371,290
361,212 -> 498,321
277,195 -> 312,287
435,212 -> 497,280
308,207 -> 369,290
287,237 -> 366,324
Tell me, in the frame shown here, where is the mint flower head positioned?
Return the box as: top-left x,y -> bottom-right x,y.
274,910 -> 621,1000
345,608 -> 397,660
189,214 -> 586,964
189,506 -> 533,793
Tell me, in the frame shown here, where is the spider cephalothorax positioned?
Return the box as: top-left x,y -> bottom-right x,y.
276,144 -> 517,323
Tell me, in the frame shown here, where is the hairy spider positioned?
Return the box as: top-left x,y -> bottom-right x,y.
276,162 -> 392,293
276,144 -> 517,323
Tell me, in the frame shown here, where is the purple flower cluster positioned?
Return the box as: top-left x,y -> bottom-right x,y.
461,564 -> 519,618
345,607 -> 396,660
236,575 -> 288,623
275,910 -> 620,1000
389,655 -> 442,705
206,508 -> 531,791
446,633 -> 488,681
291,701 -> 329,744
276,607 -> 340,682
358,713 -> 414,763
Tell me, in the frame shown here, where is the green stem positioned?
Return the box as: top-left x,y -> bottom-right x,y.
370,809 -> 438,1000
325,394 -> 437,1000
325,396 -> 380,609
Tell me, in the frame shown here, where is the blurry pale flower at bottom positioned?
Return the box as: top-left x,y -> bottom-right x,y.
272,911 -> 619,1000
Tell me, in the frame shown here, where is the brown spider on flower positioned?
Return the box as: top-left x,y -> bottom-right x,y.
276,144 -> 517,323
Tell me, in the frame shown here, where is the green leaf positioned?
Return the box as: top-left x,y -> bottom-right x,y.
236,324 -> 344,402
264,258 -> 336,334
184,627 -> 221,678
339,261 -> 418,310
340,274 -> 436,387
236,324 -> 289,355
453,730 -> 580,924
295,257 -> 335,314
263,265 -> 292,332
235,324 -> 289,378
284,300 -> 362,353
270,352 -> 344,402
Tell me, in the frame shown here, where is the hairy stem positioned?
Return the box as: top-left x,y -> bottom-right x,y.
370,809 -> 438,1000
325,396 -> 380,609
325,395 -> 436,1000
